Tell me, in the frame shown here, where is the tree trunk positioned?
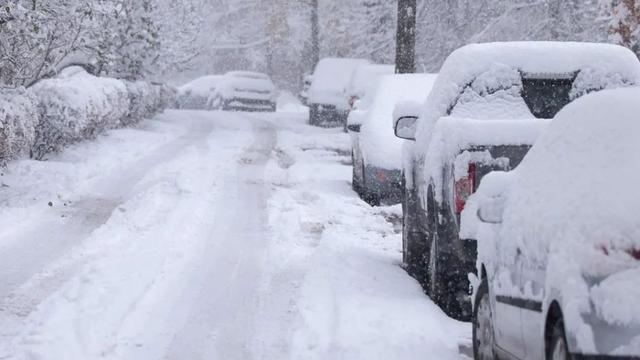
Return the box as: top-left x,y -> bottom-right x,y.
396,0 -> 416,74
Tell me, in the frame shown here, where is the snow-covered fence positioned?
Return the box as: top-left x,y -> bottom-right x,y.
0,88 -> 38,164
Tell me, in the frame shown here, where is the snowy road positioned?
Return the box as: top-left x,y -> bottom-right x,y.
0,109 -> 469,360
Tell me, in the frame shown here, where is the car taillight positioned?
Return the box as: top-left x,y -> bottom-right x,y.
454,163 -> 476,214
597,245 -> 640,260
348,96 -> 357,110
627,248 -> 640,260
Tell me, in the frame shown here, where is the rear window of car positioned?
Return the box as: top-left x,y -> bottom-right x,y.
521,73 -> 576,119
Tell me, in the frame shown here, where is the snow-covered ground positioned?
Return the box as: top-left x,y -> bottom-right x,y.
0,108 -> 469,359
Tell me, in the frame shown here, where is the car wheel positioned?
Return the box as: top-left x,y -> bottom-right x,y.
361,165 -> 380,206
473,277 -> 496,360
352,151 -> 361,194
548,318 -> 572,360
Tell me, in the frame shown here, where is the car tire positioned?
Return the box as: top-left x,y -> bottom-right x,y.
360,165 -> 380,206
548,318 -> 572,360
429,233 -> 467,319
473,277 -> 496,360
352,151 -> 362,194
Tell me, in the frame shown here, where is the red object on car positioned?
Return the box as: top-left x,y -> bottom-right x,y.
455,163 -> 476,214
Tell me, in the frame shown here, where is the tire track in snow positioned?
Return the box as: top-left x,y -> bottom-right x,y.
0,113 -> 217,345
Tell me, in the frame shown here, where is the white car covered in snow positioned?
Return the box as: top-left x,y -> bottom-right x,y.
346,64 -> 395,112
308,58 -> 370,126
175,75 -> 223,110
348,73 -> 436,205
463,87 -> 640,360
394,42 -> 640,321
209,71 -> 277,112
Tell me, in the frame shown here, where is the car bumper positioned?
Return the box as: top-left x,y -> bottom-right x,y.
310,104 -> 348,126
363,166 -> 403,204
224,98 -> 276,112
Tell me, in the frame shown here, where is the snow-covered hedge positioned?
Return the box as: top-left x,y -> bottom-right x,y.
23,71 -> 176,160
121,81 -> 170,126
0,69 -> 175,162
29,71 -> 130,159
0,88 -> 38,163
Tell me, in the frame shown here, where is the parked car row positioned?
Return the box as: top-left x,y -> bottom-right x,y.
334,41 -> 640,360
176,71 -> 277,112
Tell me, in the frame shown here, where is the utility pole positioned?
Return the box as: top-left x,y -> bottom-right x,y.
310,0 -> 320,70
395,0 -> 416,74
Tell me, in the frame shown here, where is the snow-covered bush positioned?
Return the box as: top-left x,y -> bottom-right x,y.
121,81 -> 173,126
0,88 -> 38,164
29,70 -> 129,159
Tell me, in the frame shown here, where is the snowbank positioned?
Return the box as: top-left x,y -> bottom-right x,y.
359,74 -> 436,170
0,88 -> 38,163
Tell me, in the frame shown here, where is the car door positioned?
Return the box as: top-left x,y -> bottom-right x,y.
519,256 -> 547,360
492,244 -> 527,359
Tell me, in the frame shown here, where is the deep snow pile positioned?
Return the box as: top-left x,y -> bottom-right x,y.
0,88 -> 38,163
464,88 -> 640,354
359,74 -> 436,170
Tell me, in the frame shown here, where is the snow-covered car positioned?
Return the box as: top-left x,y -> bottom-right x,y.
299,74 -> 312,106
308,58 -> 370,127
209,71 -> 277,112
175,75 -> 223,110
346,64 -> 395,112
394,42 -> 640,321
463,87 -> 640,360
348,73 -> 436,206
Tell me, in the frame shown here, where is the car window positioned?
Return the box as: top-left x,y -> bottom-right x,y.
521,74 -> 575,119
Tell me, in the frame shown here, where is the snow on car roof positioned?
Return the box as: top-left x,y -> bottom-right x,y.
360,74 -> 436,170
347,64 -> 395,99
225,71 -> 270,80
179,75 -> 223,96
308,58 -> 370,107
416,41 -> 640,144
414,42 -> 640,197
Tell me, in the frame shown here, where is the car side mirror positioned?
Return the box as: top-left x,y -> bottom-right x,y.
347,123 -> 361,133
394,116 -> 418,140
393,101 -> 421,141
477,197 -> 505,224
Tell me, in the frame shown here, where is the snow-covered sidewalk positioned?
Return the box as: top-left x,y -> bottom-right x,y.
0,109 -> 470,359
